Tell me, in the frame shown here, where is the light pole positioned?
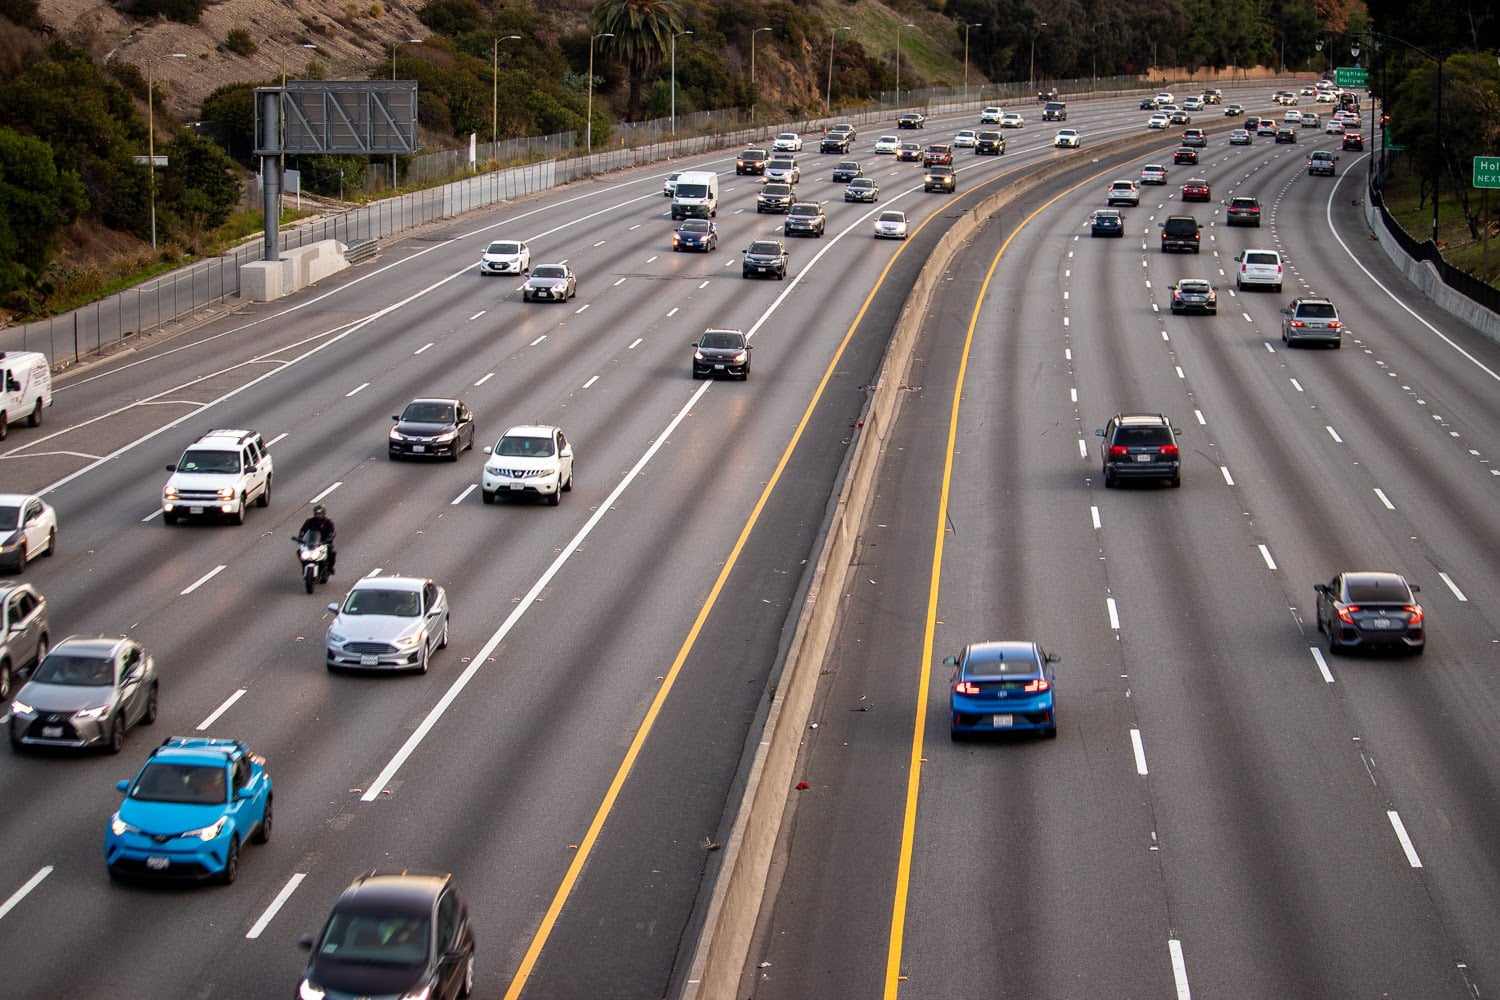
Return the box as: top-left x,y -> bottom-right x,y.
895,22 -> 914,106
1353,33 -> 1444,243
1029,22 -> 1047,95
390,38 -> 422,188
750,26 -> 772,121
492,34 -> 521,152
671,29 -> 693,134
963,23 -> 981,104
826,25 -> 851,114
146,52 -> 188,251
585,31 -> 614,156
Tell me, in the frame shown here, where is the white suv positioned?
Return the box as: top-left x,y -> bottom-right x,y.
481,425 -> 574,506
1106,180 -> 1140,206
162,429 -> 273,524
1234,249 -> 1284,293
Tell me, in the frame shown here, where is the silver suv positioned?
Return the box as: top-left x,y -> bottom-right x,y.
1281,298 -> 1342,348
0,582 -> 49,702
162,429 -> 273,524
1234,249 -> 1284,292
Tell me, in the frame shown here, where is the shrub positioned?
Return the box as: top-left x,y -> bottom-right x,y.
126,0 -> 209,25
224,29 -> 257,57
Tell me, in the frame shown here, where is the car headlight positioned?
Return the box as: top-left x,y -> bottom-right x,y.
11,699 -> 34,716
216,488 -> 235,500
74,705 -> 111,721
110,813 -> 138,837
185,816 -> 227,841
694,350 -> 705,360
163,488 -> 180,501
731,351 -> 748,363
389,430 -> 405,441
298,981 -> 326,1000
432,431 -> 457,443
328,629 -> 346,644
394,632 -> 425,649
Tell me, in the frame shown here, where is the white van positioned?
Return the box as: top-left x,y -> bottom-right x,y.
671,171 -> 719,220
0,351 -> 52,440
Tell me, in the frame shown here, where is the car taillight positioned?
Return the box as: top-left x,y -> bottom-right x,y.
1109,445 -> 1129,457
1023,678 -> 1051,693
1193,233 -> 1200,240
954,681 -> 981,695
1405,606 -> 1424,625
1337,606 -> 1360,625
1277,265 -> 1283,273
1289,320 -> 1305,327
1159,444 -> 1179,456
1327,321 -> 1341,328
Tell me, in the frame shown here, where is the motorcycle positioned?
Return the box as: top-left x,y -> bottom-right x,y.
294,530 -> 330,593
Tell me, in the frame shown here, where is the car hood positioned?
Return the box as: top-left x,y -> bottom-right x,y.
481,250 -> 523,262
118,798 -> 227,836
165,471 -> 238,491
525,275 -> 568,287
15,681 -> 113,713
745,251 -> 783,262
305,957 -> 427,998
0,529 -> 20,547
697,344 -> 746,358
331,614 -> 425,645
675,229 -> 712,241
393,420 -> 455,437
487,455 -> 560,474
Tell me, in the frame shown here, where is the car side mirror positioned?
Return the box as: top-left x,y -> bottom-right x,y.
941,656 -> 957,667
1094,428 -> 1105,437
1045,653 -> 1061,663
116,780 -> 129,793
298,934 -> 315,951
392,415 -> 400,421
1280,308 -> 1291,315
482,446 -> 493,455
1173,427 -> 1182,434
326,603 -> 339,614
1410,584 -> 1420,593
1313,583 -> 1328,594
165,464 -> 176,472
237,787 -> 255,801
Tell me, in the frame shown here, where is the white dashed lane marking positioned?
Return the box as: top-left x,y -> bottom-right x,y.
181,564 -> 226,595
197,688 -> 246,730
246,873 -> 307,940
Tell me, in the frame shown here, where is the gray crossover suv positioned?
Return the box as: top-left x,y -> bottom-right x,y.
1281,298 -> 1342,347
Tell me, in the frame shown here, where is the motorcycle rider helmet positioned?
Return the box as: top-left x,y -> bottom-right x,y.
313,504 -> 326,517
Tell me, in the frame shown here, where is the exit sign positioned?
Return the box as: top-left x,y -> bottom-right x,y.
1336,66 -> 1368,88
1475,156 -> 1500,190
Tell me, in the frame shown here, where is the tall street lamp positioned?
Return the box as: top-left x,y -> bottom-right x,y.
492,34 -> 522,152
146,52 -> 188,251
1029,22 -> 1048,95
1354,33 -> 1444,243
390,37 -> 422,189
671,29 -> 693,134
826,25 -> 851,114
963,23 -> 981,104
750,26 -> 772,121
586,31 -> 614,157
895,22 -> 914,106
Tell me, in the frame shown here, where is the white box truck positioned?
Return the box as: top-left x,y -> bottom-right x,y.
671,171 -> 719,220
0,351 -> 53,439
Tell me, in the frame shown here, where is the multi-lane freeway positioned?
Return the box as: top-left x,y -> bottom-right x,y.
1,82 -> 1495,1000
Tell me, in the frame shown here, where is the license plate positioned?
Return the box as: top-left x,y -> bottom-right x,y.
1369,618 -> 1393,629
190,506 -> 204,514
360,654 -> 379,666
509,483 -> 523,491
146,857 -> 170,871
714,364 -> 725,370
412,445 -> 425,453
42,725 -> 63,738
991,714 -> 1014,728
1135,454 -> 1152,462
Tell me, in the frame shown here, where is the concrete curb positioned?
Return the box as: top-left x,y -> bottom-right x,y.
678,124 -> 1185,1000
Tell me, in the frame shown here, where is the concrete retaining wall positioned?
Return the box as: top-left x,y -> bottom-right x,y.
1361,198 -> 1500,346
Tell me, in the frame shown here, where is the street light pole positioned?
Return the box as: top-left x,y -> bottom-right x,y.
750,26 -> 772,122
390,37 -> 422,189
963,23 -> 981,104
586,31 -> 614,157
826,25 -> 851,115
895,22 -> 913,106
492,34 -> 521,154
671,29 -> 693,134
146,52 -> 187,251
1030,22 -> 1047,95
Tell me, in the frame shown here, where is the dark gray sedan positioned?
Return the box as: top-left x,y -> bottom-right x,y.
10,636 -> 158,753
691,329 -> 752,380
389,398 -> 476,460
844,177 -> 880,202
831,160 -> 862,182
1315,572 -> 1424,655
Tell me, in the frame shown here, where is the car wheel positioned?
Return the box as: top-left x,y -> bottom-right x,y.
562,470 -> 572,492
252,794 -> 273,844
1043,725 -> 1058,739
220,837 -> 240,885
1103,468 -> 1116,488
1331,341 -> 1341,350
547,489 -> 560,507
142,684 -> 158,726
106,717 -> 124,755
460,951 -> 475,998
29,400 -> 43,427
1410,644 -> 1425,657
162,512 -> 177,525
438,615 -> 449,650
482,490 -> 495,504
0,410 -> 7,440
1274,284 -> 1283,293
13,544 -> 24,572
45,528 -> 56,556
33,634 -> 48,669
417,648 -> 429,675
232,497 -> 246,525
0,660 -> 11,702
1326,629 -> 1342,656
1169,475 -> 1181,488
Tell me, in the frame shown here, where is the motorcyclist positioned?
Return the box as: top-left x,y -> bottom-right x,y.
299,504 -> 336,576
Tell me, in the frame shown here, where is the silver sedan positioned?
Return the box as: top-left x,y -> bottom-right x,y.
326,577 -> 450,673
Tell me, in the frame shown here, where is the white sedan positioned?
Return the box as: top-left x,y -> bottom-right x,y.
999,112 -> 1025,128
477,239 -> 531,276
1053,128 -> 1082,148
1147,113 -> 1170,129
0,494 -> 58,572
953,129 -> 978,148
772,132 -> 803,152
1325,120 -> 1345,134
873,135 -> 900,154
872,210 -> 909,240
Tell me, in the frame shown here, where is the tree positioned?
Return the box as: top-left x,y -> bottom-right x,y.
590,0 -> 686,120
200,82 -> 261,166
157,130 -> 241,237
0,127 -> 87,301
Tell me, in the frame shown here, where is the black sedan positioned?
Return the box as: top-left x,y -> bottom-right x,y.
1314,572 -> 1425,655
1089,209 -> 1124,237
672,218 -> 717,253
691,328 -> 752,380
742,239 -> 789,280
1173,147 -> 1198,165
389,398 -> 476,460
831,160 -> 862,182
897,112 -> 925,129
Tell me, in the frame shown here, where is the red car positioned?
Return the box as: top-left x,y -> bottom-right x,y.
1342,133 -> 1365,151
1180,178 -> 1211,202
921,144 -> 954,167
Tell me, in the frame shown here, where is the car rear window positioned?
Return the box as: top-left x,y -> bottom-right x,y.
1346,578 -> 1411,602
1245,252 -> 1279,265
1296,302 -> 1337,318
965,650 -> 1039,678
1115,426 -> 1173,446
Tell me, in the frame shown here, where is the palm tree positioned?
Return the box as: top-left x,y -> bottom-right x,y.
590,0 -> 686,120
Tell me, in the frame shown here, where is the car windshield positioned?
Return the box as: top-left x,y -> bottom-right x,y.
0,504 -> 19,527
878,212 -> 905,223
401,402 -> 455,423
678,220 -> 710,233
790,205 -> 818,215
740,149 -> 765,158
485,242 -> 521,256
777,134 -> 796,141
1232,199 -> 1257,208
1116,426 -> 1173,446
176,449 -> 240,474
838,162 -> 858,170
1346,578 -> 1412,603
342,589 -> 422,617
762,185 -> 791,196
33,653 -> 113,686
700,332 -> 745,349
748,242 -> 781,255
675,182 -> 709,198
532,266 -> 566,279
495,435 -> 556,458
850,179 -> 873,188
768,160 -> 792,168
318,913 -> 431,966
1297,302 -> 1337,318
130,762 -> 228,805
965,649 -> 1039,679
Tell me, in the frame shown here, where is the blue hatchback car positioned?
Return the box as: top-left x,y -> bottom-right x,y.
106,736 -> 272,884
945,641 -> 1059,739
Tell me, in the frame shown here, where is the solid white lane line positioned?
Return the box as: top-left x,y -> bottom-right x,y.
1310,648 -> 1335,684
530,335 -> 547,346
1438,572 -> 1468,601
414,342 -> 434,355
474,372 -> 495,386
266,432 -> 289,447
667,307 -> 679,317
310,481 -> 342,505
245,873 -> 306,939
1090,505 -> 1101,530
574,303 -> 590,314
1388,811 -> 1423,868
1258,544 -> 1277,570
1106,597 -> 1120,630
1130,729 -> 1148,775
196,688 -> 247,730
181,565 -> 226,595
1078,439 -> 1088,459
1373,488 -> 1395,509
1220,466 -> 1234,486
613,277 -> 626,286
345,382 -> 370,397
583,375 -> 600,389
141,509 -> 162,522
0,867 -> 52,922
451,484 -> 476,506
1168,939 -> 1191,1000
1290,378 -> 1304,392
1326,425 -> 1343,443
468,311 -> 486,321
628,338 -> 643,350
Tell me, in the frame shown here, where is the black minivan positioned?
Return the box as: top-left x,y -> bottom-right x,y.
1096,413 -> 1183,488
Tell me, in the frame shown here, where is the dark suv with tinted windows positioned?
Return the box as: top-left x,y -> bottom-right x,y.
784,202 -> 827,237
975,131 -> 1005,155
735,148 -> 769,175
1160,216 -> 1202,253
1096,413 -> 1182,488
1226,196 -> 1262,227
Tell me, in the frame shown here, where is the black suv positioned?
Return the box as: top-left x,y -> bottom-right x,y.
755,183 -> 794,213
735,148 -> 769,175
1160,216 -> 1202,253
742,239 -> 789,279
784,202 -> 827,237
298,871 -> 476,1000
691,329 -> 752,380
1096,414 -> 1183,488
924,166 -> 956,192
975,131 -> 1005,155
1225,196 -> 1262,227
820,133 -> 851,154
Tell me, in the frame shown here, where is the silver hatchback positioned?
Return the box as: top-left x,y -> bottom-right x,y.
1281,297 -> 1342,347
325,577 -> 449,673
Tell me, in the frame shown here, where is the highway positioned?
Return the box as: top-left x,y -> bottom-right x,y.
0,89 -> 1223,998
747,97 -> 1500,999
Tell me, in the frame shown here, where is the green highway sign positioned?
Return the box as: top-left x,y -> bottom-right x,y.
1476,157 -> 1500,189
1336,66 -> 1368,88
